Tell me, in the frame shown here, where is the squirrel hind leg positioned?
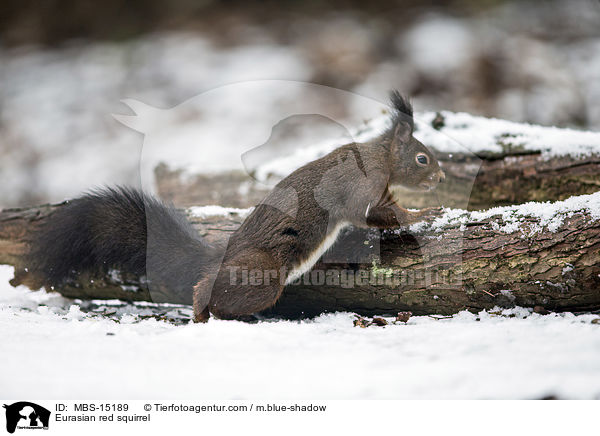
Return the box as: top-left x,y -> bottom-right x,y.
193,276 -> 213,323
207,249 -> 284,320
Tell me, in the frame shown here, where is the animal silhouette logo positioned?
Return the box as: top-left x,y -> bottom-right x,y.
3,402 -> 50,433
112,81 -> 480,299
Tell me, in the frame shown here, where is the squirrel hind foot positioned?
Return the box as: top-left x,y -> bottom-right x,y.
193,306 -> 210,323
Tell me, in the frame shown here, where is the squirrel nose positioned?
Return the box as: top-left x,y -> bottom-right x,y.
438,170 -> 446,184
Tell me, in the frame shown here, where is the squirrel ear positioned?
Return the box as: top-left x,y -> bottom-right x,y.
393,121 -> 412,144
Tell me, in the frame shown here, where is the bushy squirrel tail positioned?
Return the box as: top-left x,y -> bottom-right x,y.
26,187 -> 217,304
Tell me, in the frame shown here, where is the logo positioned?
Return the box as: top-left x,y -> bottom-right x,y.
3,402 -> 50,433
113,81 -> 478,304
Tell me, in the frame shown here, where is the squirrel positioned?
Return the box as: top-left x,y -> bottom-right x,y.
25,91 -> 445,322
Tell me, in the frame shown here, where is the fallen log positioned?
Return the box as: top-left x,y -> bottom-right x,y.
273,199 -> 600,317
155,112 -> 600,210
2,194 -> 599,317
155,152 -> 600,211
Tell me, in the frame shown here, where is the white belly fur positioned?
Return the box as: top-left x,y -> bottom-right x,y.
284,221 -> 350,285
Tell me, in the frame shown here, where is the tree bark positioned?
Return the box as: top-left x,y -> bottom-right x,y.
2,201 -> 599,317
436,150 -> 600,211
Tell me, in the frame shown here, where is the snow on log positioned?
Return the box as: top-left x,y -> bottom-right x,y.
155,111 -> 600,210
1,192 -> 599,317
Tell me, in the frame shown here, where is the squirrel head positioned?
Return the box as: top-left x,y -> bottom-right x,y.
385,91 -> 445,192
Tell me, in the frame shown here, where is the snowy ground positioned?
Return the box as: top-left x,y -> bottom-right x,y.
1,265 -> 599,399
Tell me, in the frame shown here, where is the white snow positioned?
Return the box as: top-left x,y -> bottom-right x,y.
1,264 -> 599,399
188,205 -> 252,219
415,111 -> 600,158
410,191 -> 600,235
400,16 -> 474,77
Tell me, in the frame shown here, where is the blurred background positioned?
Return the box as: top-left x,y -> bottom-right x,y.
1,0 -> 599,208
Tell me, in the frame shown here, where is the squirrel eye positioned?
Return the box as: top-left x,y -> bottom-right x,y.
416,153 -> 429,166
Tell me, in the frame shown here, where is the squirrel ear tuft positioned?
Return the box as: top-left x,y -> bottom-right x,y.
389,90 -> 414,132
